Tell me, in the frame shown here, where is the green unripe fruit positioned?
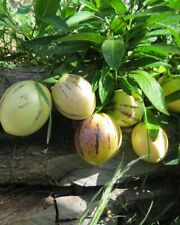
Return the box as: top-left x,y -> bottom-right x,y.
52,74 -> 96,120
108,90 -> 144,127
74,113 -> 122,165
161,78 -> 180,113
131,123 -> 168,163
0,80 -> 52,136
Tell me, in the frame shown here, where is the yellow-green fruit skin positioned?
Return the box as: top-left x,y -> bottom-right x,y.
162,78 -> 180,113
0,80 -> 52,136
74,113 -> 122,165
52,74 -> 96,120
131,123 -> 168,163
109,90 -> 144,127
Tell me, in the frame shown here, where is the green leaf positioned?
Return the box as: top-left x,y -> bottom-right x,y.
147,28 -> 180,36
155,14 -> 180,26
41,15 -> 69,32
34,81 -> 51,107
110,0 -> 127,14
98,69 -> 115,104
118,77 -> 138,95
131,70 -> 169,114
79,0 -> 98,12
58,32 -> 105,44
102,38 -> 125,70
123,57 -> 171,70
145,109 -> 160,141
134,44 -> 180,59
166,0 -> 180,9
0,1 -> 7,16
66,11 -> 95,27
125,5 -> 170,20
34,0 -> 60,24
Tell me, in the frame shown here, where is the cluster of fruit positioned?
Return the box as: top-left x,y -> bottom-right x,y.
0,74 -> 179,165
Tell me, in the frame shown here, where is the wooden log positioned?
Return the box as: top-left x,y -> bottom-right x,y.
0,176 -> 179,225
0,66 -> 49,96
0,118 -> 179,187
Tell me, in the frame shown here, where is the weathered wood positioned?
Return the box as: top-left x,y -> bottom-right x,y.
0,176 -> 179,225
0,119 -> 179,187
0,66 -> 49,97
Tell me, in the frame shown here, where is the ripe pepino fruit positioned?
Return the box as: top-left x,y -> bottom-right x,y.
161,77 -> 180,113
52,74 -> 96,120
131,122 -> 168,163
0,80 -> 52,136
74,113 -> 122,165
108,90 -> 144,127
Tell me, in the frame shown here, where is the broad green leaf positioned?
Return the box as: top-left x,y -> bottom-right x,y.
0,17 -> 17,31
58,32 -> 105,44
152,22 -> 180,47
123,58 -> 171,70
41,15 -> 69,33
155,14 -> 180,26
131,70 -> 168,114
110,16 -> 126,34
118,77 -> 139,95
24,35 -> 59,46
26,41 -> 88,56
34,0 -> 60,24
98,69 -> 115,104
125,5 -> 170,20
147,28 -> 180,36
166,0 -> 180,9
146,12 -> 172,27
79,0 -> 98,11
110,0 -> 127,14
143,0 -> 165,6
134,44 -> 180,59
145,109 -> 160,141
66,11 -> 95,27
0,1 -> 7,16
102,38 -> 125,70
94,0 -> 108,9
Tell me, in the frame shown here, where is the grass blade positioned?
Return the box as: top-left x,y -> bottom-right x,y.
139,201 -> 154,225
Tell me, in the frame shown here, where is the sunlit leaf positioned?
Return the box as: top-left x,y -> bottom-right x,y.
131,70 -> 169,114
166,0 -> 180,9
58,32 -> 105,44
110,0 -> 127,14
125,5 -> 170,20
134,44 -> 180,59
66,11 -> 95,27
102,38 -> 125,70
79,0 -> 98,11
145,109 -> 160,141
